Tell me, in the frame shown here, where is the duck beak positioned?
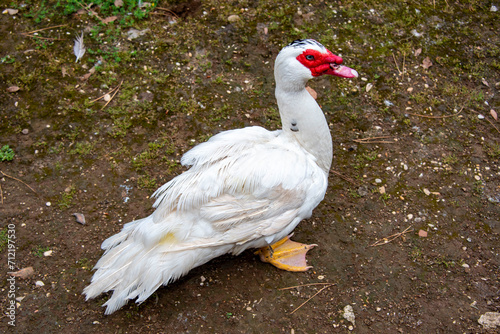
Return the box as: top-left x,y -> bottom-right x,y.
327,63 -> 358,78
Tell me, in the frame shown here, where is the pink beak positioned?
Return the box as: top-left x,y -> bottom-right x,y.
327,63 -> 358,78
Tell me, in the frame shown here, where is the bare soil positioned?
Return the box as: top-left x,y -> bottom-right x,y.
1,1 -> 499,333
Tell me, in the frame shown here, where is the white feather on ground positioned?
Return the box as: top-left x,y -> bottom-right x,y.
73,32 -> 85,63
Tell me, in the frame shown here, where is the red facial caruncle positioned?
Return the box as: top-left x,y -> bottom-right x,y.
297,49 -> 357,78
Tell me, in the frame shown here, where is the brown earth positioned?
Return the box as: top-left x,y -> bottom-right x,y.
1,0 -> 499,333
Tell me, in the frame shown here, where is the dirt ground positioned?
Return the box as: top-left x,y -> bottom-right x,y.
1,0 -> 499,333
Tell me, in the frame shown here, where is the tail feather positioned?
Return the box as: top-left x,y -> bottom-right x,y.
83,216 -> 233,314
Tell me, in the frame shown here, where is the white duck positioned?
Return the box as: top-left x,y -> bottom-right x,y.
84,39 -> 358,314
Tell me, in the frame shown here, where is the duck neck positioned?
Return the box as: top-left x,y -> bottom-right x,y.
275,84 -> 333,173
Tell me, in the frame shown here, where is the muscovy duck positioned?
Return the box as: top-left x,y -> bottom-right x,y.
84,39 -> 358,314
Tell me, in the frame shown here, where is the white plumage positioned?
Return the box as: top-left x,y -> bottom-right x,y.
84,39 -> 358,314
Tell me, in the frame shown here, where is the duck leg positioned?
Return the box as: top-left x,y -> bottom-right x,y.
255,234 -> 317,272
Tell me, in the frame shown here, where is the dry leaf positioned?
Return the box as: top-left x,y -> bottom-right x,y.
80,66 -> 96,81
481,78 -> 489,87
422,57 -> 432,69
73,32 -> 86,63
3,8 -> 19,15
61,66 -> 68,77
102,16 -> 117,24
114,0 -> 123,7
7,86 -> 20,93
491,109 -> 498,121
305,86 -> 317,99
81,72 -> 92,81
9,267 -> 35,279
73,213 -> 86,225
414,48 -> 422,57
366,83 -> 373,92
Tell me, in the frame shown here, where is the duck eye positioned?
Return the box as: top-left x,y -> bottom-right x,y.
305,55 -> 315,60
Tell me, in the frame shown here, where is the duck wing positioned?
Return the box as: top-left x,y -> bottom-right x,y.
147,125 -> 328,251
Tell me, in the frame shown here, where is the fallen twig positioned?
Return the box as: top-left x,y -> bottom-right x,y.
20,34 -> 63,41
392,53 -> 402,76
76,0 -> 105,24
101,80 -> 124,110
369,226 -> 413,247
469,109 -> 500,134
0,184 -> 3,204
286,284 -> 334,314
407,107 -> 464,119
0,171 -> 36,194
90,83 -> 121,103
155,7 -> 180,18
402,52 -> 406,81
329,170 -> 360,186
353,135 -> 395,144
355,135 -> 393,141
485,118 -> 500,134
279,282 -> 334,291
20,24 -> 67,40
22,24 -> 67,35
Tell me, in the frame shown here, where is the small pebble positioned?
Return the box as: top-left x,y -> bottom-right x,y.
478,311 -> 500,329
35,281 -> 45,287
46,202 -> 51,207
343,305 -> 355,325
423,188 -> 431,196
227,14 -> 240,22
477,114 -> 485,119
22,129 -> 29,135
418,230 -> 428,237
3,8 -> 19,15
43,250 -> 53,257
375,178 -> 382,184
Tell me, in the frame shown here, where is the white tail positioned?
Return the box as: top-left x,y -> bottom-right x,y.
83,216 -> 232,314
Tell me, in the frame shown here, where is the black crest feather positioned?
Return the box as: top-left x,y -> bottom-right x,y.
287,39 -> 324,49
